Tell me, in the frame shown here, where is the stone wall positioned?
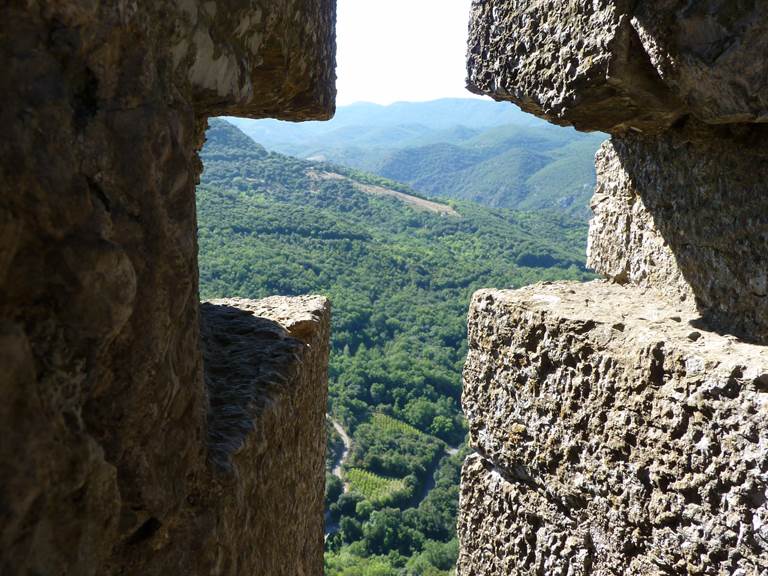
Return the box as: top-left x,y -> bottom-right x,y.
199,296 -> 330,576
459,1 -> 768,574
459,283 -> 768,575
588,122 -> 768,342
467,0 -> 768,133
0,2 -> 335,574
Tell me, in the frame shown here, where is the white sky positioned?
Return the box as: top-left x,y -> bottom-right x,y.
334,0 -> 484,105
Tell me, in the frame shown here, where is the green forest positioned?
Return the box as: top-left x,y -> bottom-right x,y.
197,118 -> 593,575
226,98 -> 604,218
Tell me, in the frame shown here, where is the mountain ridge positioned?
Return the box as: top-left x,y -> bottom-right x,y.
219,98 -> 604,217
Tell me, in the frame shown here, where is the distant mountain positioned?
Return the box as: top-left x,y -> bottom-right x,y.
224,98 -> 545,148
373,124 -> 604,215
221,99 -> 604,218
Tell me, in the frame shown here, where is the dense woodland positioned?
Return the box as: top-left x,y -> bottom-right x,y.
198,118 -> 593,575
226,98 -> 604,218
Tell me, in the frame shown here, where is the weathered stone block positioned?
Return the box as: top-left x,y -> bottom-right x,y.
631,1 -> 768,126
467,0 -> 768,133
176,0 -> 337,119
587,139 -> 694,309
104,296 -> 330,575
588,122 -> 768,343
0,2 -> 335,573
466,0 -> 680,133
199,296 -> 331,576
463,3 -> 768,575
459,282 -> 768,575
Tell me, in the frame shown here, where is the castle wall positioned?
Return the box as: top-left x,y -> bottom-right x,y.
0,2 -> 335,573
460,2 -> 768,574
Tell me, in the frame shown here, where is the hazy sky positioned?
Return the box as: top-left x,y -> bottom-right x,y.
335,0 -> 484,105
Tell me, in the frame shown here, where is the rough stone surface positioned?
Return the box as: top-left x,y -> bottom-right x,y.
467,0 -> 768,133
199,296 -> 330,576
588,123 -> 768,342
99,296 -> 331,575
458,282 -> 768,576
463,2 -> 768,575
631,1 -> 768,126
1,292 -> 330,575
177,0 -> 337,119
0,2 -> 334,574
466,0 -> 681,133
587,140 -> 694,310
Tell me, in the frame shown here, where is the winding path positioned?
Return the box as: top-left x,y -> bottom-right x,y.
409,443 -> 460,509
325,416 -> 352,538
329,417 -> 352,492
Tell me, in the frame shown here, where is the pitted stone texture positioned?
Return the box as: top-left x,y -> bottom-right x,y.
0,2 -> 334,574
458,454 -> 595,576
466,0 -> 682,133
459,282 -> 768,576
85,296 -> 328,576
587,139 -> 694,309
467,0 -> 768,133
588,123 -> 768,343
199,296 -> 330,576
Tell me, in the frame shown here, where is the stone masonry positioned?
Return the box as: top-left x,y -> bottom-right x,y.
459,283 -> 768,575
459,1 -> 768,575
0,2 -> 335,574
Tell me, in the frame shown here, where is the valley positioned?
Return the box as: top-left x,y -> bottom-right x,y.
226,98 -> 605,218
197,111 -> 594,575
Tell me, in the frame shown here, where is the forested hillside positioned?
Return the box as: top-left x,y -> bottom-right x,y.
225,99 -> 604,217
197,119 -> 594,575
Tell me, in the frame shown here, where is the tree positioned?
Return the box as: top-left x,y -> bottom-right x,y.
429,415 -> 454,440
355,499 -> 374,521
331,492 -> 365,519
340,517 -> 363,544
363,508 -> 425,556
326,474 -> 344,510
404,398 -> 438,431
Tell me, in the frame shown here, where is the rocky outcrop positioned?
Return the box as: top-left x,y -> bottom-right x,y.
459,283 -> 768,575
0,2 -> 335,574
461,1 -> 768,574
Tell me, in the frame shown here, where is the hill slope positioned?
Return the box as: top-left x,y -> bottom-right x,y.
197,119 -> 594,575
223,98 -> 605,217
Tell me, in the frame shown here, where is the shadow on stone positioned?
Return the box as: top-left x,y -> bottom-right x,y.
200,302 -> 306,474
589,120 -> 768,344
